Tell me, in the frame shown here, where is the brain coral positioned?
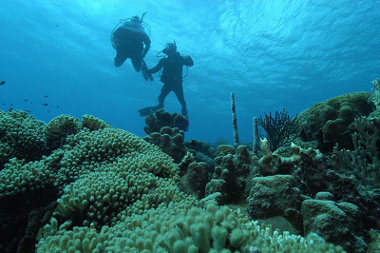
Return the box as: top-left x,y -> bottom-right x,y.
0,113 -> 345,252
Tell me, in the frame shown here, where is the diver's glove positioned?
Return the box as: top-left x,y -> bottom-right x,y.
142,67 -> 154,81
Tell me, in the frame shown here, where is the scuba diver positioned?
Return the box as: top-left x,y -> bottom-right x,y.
110,12 -> 153,81
138,41 -> 194,118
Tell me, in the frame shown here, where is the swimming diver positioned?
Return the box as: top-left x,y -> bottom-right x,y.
111,12 -> 153,81
138,41 -> 194,118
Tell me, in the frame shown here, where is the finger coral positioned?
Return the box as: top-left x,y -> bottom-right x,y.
0,109 -> 47,169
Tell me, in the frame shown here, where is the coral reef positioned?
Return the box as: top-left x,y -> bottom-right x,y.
81,114 -> 111,131
0,111 -> 345,252
370,78 -> 380,110
248,136 -> 380,252
0,109 -> 48,169
257,138 -> 323,175
179,161 -> 209,199
258,108 -> 297,151
37,202 -> 343,253
5,87 -> 380,253
247,175 -> 306,232
143,126 -> 186,163
44,114 -> 81,150
302,199 -> 367,252
142,110 -> 191,163
143,109 -> 188,134
17,201 -> 57,253
230,92 -> 239,147
205,145 -> 253,204
184,139 -> 216,173
294,91 -> 374,152
330,116 -> 380,186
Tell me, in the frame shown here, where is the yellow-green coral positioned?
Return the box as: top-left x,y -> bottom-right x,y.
0,109 -> 47,167
81,114 -> 111,131
44,114 -> 81,150
38,202 -> 345,252
0,157 -> 57,197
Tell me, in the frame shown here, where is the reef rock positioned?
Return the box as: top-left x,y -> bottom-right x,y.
302,199 -> 367,252
246,175 -> 307,231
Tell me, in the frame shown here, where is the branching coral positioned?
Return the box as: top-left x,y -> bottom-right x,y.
331,116 -> 380,185
258,109 -> 297,151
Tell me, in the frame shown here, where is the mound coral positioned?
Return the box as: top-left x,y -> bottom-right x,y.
295,91 -> 374,152
143,109 -> 188,134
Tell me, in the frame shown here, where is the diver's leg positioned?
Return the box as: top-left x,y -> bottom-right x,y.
114,55 -> 124,67
114,50 -> 128,67
174,82 -> 187,117
131,56 -> 143,72
155,84 -> 171,110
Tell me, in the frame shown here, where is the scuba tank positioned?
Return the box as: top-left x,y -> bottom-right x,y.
110,11 -> 151,48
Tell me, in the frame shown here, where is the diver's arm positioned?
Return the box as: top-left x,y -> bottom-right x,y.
142,34 -> 151,57
182,55 -> 194,67
148,58 -> 165,74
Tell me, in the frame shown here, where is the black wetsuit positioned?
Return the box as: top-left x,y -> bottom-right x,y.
112,24 -> 150,71
148,52 -> 194,116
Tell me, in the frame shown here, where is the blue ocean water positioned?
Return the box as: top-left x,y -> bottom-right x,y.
0,0 -> 379,144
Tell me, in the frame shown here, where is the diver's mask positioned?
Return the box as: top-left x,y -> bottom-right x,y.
162,42 -> 177,56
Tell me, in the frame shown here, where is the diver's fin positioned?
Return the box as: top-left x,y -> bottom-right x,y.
138,106 -> 155,117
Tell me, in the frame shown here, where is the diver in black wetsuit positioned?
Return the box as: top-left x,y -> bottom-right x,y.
138,42 -> 194,117
111,13 -> 153,80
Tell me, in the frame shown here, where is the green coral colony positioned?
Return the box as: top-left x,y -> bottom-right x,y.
1,79 -> 380,252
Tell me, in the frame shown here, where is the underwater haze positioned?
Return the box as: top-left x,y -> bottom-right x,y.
1,0 -> 379,144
